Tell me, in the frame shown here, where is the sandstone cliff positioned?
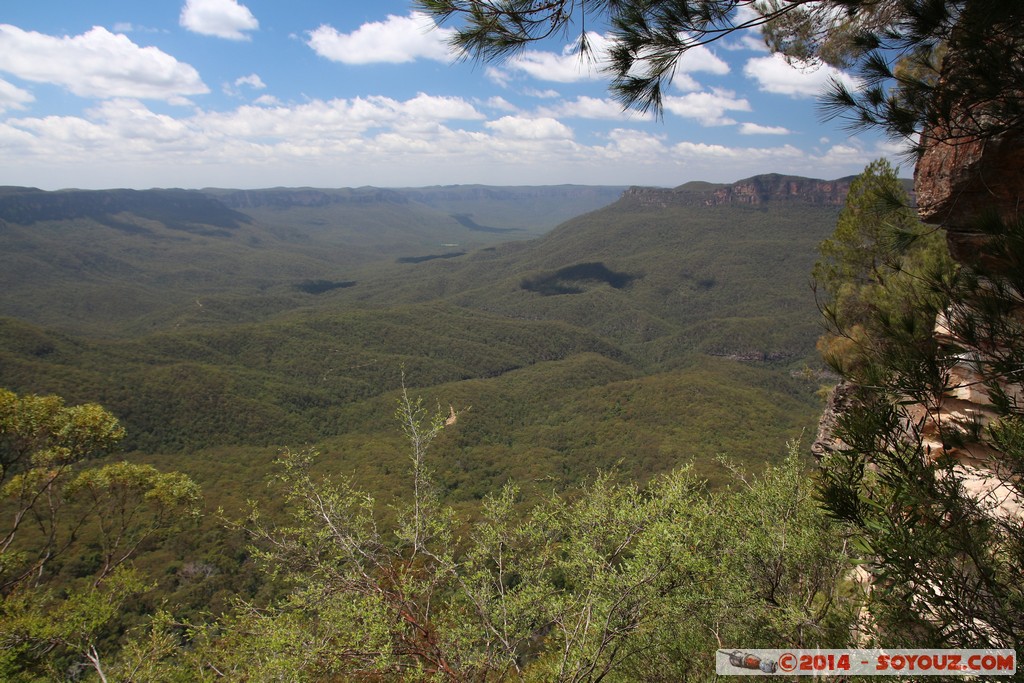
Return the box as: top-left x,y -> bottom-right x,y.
814,131 -> 1024,523
618,173 -> 855,209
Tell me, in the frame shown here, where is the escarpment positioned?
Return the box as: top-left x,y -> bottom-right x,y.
619,173 -> 853,209
816,129 -> 1024,521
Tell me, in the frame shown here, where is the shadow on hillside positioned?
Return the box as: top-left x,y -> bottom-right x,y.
521,262 -> 638,296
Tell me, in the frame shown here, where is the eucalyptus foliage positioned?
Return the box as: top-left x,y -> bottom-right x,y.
148,389 -> 853,681
812,158 -> 954,380
0,389 -> 202,682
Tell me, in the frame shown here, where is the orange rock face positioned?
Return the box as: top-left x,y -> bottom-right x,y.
916,130 -> 1024,263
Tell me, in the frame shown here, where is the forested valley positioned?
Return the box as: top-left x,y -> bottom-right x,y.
0,175 -> 861,679
2,159 -> 1021,680
6,0 -> 1024,679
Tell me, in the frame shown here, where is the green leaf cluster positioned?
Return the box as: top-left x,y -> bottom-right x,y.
145,429 -> 853,682
812,158 -> 954,382
0,389 -> 201,682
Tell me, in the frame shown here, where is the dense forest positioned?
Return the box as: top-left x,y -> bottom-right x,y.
0,173 -> 859,679
5,0 -> 1024,674
3,161 -> 1022,679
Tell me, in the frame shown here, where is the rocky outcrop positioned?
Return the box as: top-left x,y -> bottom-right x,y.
811,382 -> 857,460
620,173 -> 854,209
915,131 -> 1024,264
814,129 -> 1024,521
812,126 -> 1024,520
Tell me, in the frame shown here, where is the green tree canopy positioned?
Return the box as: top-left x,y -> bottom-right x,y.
0,389 -> 201,681
812,158 -> 954,378
154,417 -> 853,681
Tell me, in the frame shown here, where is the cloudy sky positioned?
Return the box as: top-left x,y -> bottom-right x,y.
0,0 -> 907,190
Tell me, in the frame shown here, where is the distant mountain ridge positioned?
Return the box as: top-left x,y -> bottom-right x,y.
206,184 -> 626,210
0,176 -> 875,230
0,171 -> 842,492
205,187 -> 410,210
0,187 -> 251,235
619,173 -> 856,209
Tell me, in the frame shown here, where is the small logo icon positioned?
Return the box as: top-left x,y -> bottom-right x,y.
729,650 -> 778,674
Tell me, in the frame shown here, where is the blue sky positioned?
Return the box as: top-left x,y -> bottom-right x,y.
0,0 -> 906,189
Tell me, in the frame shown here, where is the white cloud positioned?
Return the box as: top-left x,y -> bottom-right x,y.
111,22 -> 164,35
508,35 -> 608,83
234,74 -> 265,90
307,12 -> 456,64
523,88 -> 561,99
509,32 -> 729,93
507,43 -> 602,82
654,45 -> 730,92
0,77 -> 34,113
674,45 -> 730,77
0,84 -> 900,189
180,0 -> 258,41
662,90 -> 751,126
485,67 -> 512,88
744,53 -> 858,98
193,93 -> 484,142
223,73 -> 265,96
672,140 -> 804,163
600,128 -> 669,158
722,33 -> 769,52
485,96 -> 518,112
720,4 -> 770,51
0,25 -> 208,101
254,94 -> 281,106
400,92 -> 485,124
2,94 -> 492,176
739,122 -> 790,135
85,99 -> 193,143
486,116 -> 573,140
539,96 -> 652,121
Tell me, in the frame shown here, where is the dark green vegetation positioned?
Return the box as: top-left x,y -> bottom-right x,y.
1,176 -> 857,679
0,387 -> 853,681
0,177 -> 844,498
520,262 -> 637,295
0,184 -> 624,336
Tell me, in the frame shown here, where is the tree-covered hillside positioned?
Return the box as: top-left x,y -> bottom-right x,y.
0,185 -> 624,336
0,177 -> 845,498
0,176 -> 858,679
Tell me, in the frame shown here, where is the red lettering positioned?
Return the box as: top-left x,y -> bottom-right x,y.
877,655 -> 889,670
891,655 -> 906,670
997,654 -> 1015,671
